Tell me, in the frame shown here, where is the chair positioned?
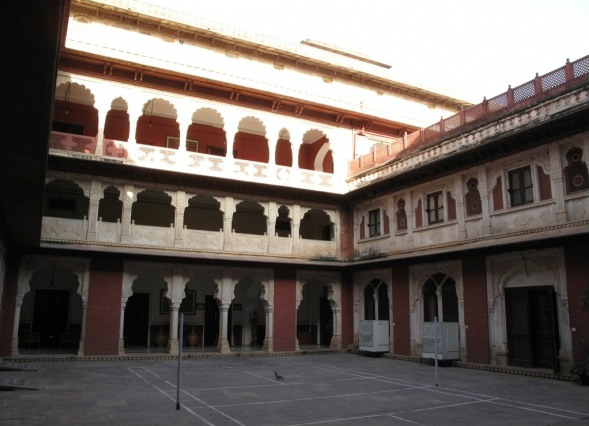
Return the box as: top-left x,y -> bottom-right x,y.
22,330 -> 41,348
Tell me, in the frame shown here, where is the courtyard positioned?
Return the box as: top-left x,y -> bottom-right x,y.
1,354 -> 588,425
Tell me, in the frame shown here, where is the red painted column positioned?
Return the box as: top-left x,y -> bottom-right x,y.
391,264 -> 410,355
0,252 -> 21,357
273,267 -> 296,352
340,271 -> 354,349
565,240 -> 589,364
462,255 -> 490,364
85,257 -> 123,355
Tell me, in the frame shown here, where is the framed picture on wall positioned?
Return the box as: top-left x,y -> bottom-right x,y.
160,289 -> 171,314
180,290 -> 197,315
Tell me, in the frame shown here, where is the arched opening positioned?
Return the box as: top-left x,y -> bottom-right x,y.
104,97 -> 130,142
18,266 -> 82,354
131,189 -> 175,227
297,280 -> 333,348
123,271 -> 168,353
98,186 -> 122,222
298,130 -> 333,173
43,179 -> 89,219
52,82 -> 97,137
189,108 -> 226,155
182,274 -> 219,352
184,195 -> 223,231
364,279 -> 389,321
275,205 -> 292,237
422,273 -> 457,322
235,117 -> 268,163
230,277 -> 266,350
232,201 -> 266,235
136,98 -> 179,148
299,209 -> 333,241
276,129 -> 292,167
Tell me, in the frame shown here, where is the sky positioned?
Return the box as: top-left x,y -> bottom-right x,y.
152,0 -> 588,103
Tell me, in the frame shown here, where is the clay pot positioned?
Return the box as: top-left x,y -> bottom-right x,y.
187,327 -> 199,347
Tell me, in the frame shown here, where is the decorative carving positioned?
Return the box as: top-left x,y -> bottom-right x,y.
564,147 -> 589,194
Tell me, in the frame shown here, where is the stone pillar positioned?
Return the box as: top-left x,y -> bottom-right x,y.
290,130 -> 303,171
118,300 -> 127,355
353,299 -> 360,347
174,191 -> 185,247
263,304 -> 274,352
267,201 -> 276,253
11,305 -> 22,356
223,196 -> 234,250
292,204 -> 301,254
217,301 -> 231,353
77,299 -> 88,356
127,97 -> 144,157
95,97 -> 110,156
120,185 -> 134,243
86,180 -> 102,241
178,118 -> 190,153
479,170 -> 491,235
168,303 -> 180,355
330,307 -> 342,350
549,143 -> 567,224
454,176 -> 466,240
224,123 -> 238,160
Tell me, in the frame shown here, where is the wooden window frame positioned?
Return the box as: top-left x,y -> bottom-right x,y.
508,165 -> 534,207
367,208 -> 381,237
426,191 -> 444,225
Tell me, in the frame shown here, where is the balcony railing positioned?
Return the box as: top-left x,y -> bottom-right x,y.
349,55 -> 589,177
41,217 -> 338,259
49,134 -> 339,193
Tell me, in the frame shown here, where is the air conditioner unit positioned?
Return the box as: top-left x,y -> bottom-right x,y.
421,322 -> 459,360
359,320 -> 390,352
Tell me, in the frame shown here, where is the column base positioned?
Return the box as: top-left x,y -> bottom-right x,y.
262,337 -> 273,353
216,337 -> 231,354
330,335 -> 342,350
168,338 -> 179,356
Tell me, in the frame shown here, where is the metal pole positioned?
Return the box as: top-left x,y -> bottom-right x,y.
434,316 -> 439,387
176,312 -> 184,410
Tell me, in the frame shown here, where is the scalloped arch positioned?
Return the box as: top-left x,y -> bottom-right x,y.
142,98 -> 177,119
193,107 -> 224,128
238,116 -> 266,136
55,82 -> 95,106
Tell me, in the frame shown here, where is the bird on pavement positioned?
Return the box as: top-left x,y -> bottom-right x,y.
274,371 -> 284,380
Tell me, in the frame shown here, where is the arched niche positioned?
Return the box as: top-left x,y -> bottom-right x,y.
232,201 -> 267,235
184,195 -> 223,231
131,189 -> 175,227
299,208 -> 333,241
44,179 -> 89,220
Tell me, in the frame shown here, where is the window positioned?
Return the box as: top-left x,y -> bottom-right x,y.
426,191 -> 444,224
508,166 -> 533,207
367,208 -> 381,237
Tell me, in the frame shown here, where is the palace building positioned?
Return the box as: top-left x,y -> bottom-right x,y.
1,0 -> 587,374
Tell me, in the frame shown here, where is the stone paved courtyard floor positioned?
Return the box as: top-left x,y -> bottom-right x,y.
1,353 -> 588,425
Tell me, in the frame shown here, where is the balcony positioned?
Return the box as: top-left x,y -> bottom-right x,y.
49,132 -> 339,193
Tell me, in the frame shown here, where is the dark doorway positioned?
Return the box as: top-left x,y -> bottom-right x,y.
319,296 -> 333,346
204,295 -> 219,346
123,293 -> 150,346
505,286 -> 559,371
32,289 -> 69,347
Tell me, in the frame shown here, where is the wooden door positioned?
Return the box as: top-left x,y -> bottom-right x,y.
505,288 -> 532,367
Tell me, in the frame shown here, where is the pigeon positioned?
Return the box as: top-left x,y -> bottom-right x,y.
274,371 -> 284,380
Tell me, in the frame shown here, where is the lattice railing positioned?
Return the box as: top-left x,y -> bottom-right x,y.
350,55 -> 589,177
